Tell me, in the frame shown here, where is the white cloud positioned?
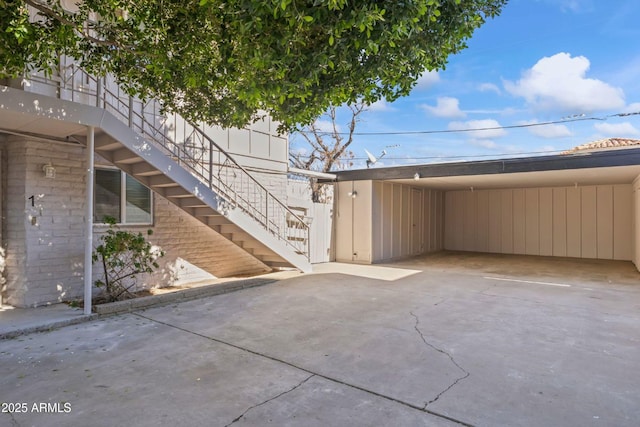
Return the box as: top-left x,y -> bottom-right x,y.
593,122 -> 640,136
313,119 -> 338,133
504,52 -> 625,113
465,107 -> 526,115
559,0 -> 588,12
368,99 -> 394,112
624,102 -> 640,113
448,119 -> 507,139
520,120 -> 573,138
420,97 -> 466,118
469,139 -> 498,149
415,71 -> 440,90
540,0 -> 594,13
478,83 -> 501,95
290,146 -> 308,156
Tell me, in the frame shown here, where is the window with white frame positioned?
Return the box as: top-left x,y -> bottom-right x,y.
94,168 -> 152,224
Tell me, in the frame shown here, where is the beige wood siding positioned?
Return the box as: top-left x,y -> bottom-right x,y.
334,180 -> 372,263
369,183 -> 444,263
566,187 -> 582,257
488,190 -> 501,252
476,190 -> 489,252
372,181 -> 384,262
614,185 -> 632,261
539,188 -> 553,256
352,180 -> 373,262
444,184 -> 633,261
334,181 -> 354,262
632,177 -> 640,267
552,188 -> 567,256
501,189 -> 514,253
382,183 -> 393,260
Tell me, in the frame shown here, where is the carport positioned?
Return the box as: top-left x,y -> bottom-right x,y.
326,146 -> 640,271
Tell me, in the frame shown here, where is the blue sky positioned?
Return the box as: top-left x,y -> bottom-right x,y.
290,0 -> 640,169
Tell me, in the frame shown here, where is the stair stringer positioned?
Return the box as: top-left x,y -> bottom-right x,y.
0,86 -> 312,273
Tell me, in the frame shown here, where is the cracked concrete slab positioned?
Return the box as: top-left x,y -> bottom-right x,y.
0,314 -> 310,427
226,375 -> 459,427
138,274 -> 468,410
1,253 -> 639,426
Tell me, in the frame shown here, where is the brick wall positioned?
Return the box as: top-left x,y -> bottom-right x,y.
2,138 -> 86,307
2,139 -> 271,307
96,195 -> 271,293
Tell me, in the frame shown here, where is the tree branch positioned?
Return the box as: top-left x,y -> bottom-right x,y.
25,0 -> 121,48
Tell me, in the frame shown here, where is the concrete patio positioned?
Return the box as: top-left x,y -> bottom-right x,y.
1,253 -> 639,426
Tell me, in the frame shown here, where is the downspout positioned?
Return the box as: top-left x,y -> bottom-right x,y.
84,126 -> 95,315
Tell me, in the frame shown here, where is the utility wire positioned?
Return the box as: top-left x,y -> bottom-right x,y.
296,111 -> 640,136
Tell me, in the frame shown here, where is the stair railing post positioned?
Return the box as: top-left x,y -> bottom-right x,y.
128,96 -> 134,128
208,139 -> 213,187
96,77 -> 102,108
265,192 -> 269,232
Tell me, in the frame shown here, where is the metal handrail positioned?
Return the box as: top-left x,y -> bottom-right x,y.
25,61 -> 310,260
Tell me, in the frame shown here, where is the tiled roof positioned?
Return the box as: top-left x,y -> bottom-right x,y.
563,138 -> 640,154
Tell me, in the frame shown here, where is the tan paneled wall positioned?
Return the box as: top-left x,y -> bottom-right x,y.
444,185 -> 633,260
334,181 -> 444,264
632,177 -> 640,268
335,180 -> 373,263
370,182 -> 444,263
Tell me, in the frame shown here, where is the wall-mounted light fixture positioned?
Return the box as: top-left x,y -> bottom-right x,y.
42,163 -> 56,179
347,190 -> 358,198
413,173 -> 420,181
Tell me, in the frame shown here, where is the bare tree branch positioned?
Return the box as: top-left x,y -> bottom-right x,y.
290,101 -> 367,201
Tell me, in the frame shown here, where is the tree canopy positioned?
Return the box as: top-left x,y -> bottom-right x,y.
1,0 -> 507,130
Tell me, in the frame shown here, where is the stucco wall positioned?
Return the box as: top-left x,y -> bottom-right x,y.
444,185 -> 633,260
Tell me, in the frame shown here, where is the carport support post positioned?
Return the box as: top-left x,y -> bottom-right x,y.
84,126 -> 95,315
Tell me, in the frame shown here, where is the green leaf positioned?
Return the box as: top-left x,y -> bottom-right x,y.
0,0 -> 507,131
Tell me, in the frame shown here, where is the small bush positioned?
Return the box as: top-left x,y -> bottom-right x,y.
93,217 -> 165,302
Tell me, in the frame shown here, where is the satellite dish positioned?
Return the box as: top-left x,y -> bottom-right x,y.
365,149 -> 388,168
365,149 -> 377,168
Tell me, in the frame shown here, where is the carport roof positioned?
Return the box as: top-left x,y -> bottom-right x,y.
322,147 -> 640,190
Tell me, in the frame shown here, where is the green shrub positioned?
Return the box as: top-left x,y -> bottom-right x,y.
93,217 -> 165,302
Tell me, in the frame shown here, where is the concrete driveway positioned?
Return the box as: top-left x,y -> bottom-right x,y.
1,253 -> 639,426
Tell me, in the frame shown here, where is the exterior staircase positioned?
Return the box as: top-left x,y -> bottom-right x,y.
0,66 -> 311,272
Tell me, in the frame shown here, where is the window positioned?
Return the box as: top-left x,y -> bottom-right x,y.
94,169 -> 152,224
